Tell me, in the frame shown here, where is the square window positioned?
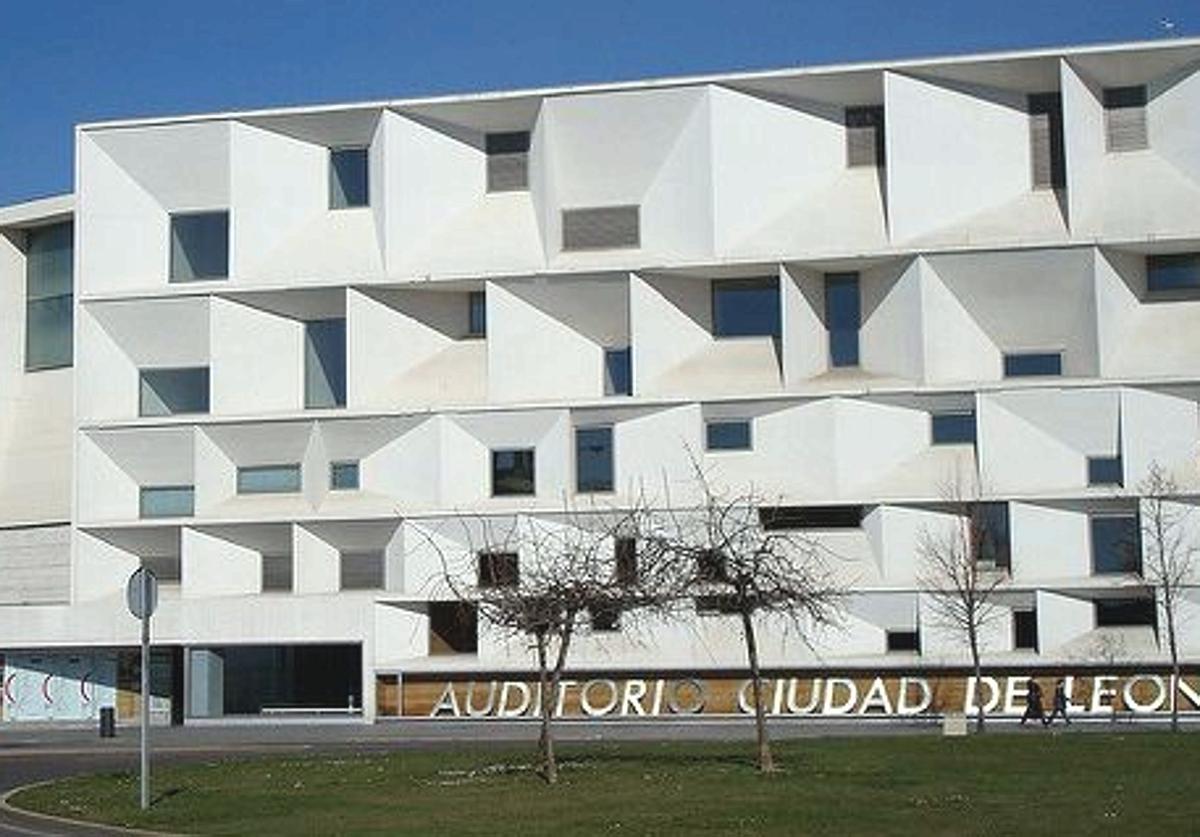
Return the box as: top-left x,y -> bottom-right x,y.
429,601 -> 479,654
931,411 -> 976,445
139,486 -> 195,519
1088,456 -> 1123,487
340,551 -> 384,590
1014,610 -> 1038,651
1003,352 -> 1062,377
170,212 -> 229,282
139,368 -> 210,416
330,147 -> 369,208
590,605 -> 621,632
886,630 -> 920,653
712,277 -> 780,338
1091,514 -> 1141,574
575,426 -> 614,493
604,347 -> 632,396
696,549 -> 728,584
261,554 -> 294,593
492,449 -> 535,496
1147,253 -> 1200,293
705,420 -> 752,451
330,461 -> 360,491
467,291 -> 487,337
478,551 -> 519,588
825,273 -> 860,367
237,464 -> 302,495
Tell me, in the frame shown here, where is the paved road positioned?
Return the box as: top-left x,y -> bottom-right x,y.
0,716 -> 1188,835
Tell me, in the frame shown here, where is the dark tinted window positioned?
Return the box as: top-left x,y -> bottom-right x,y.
305,319 -> 346,408
340,551 -> 384,590
705,420 -> 751,451
25,222 -> 73,371
825,273 -> 860,367
1028,92 -> 1065,190
712,277 -> 780,338
1147,253 -> 1200,292
468,291 -> 486,336
590,605 -> 621,632
486,132 -> 530,192
973,503 -> 1011,569
238,464 -> 302,494
615,537 -> 637,586
845,105 -> 885,168
1091,515 -> 1141,574
604,347 -> 632,396
1095,597 -> 1156,628
330,461 -> 360,490
696,549 -> 728,583
429,602 -> 478,654
886,630 -> 920,652
492,449 -> 535,496
330,148 -> 369,208
1003,352 -> 1062,377
759,505 -> 864,530
170,212 -> 228,281
478,551 -> 519,588
931,411 -> 976,445
1014,610 -> 1038,650
1088,456 -> 1123,486
140,368 -> 210,416
575,427 -> 614,493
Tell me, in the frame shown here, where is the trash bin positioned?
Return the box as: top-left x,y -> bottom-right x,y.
99,706 -> 116,738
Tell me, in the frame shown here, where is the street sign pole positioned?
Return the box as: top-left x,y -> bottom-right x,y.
140,568 -> 150,811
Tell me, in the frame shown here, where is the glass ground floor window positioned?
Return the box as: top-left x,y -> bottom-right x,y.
187,644 -> 362,718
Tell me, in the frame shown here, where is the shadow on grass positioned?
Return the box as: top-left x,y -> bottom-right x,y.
151,786 -> 185,806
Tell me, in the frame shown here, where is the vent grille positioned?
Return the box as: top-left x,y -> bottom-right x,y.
562,205 -> 640,251
340,552 -> 384,590
486,132 -> 530,192
1028,92 -> 1065,189
261,555 -> 293,592
845,106 -> 885,168
1104,86 -> 1148,152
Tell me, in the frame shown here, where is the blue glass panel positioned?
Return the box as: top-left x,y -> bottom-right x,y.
706,420 -> 752,451
139,486 -> 195,518
140,368 -> 210,416
825,273 -> 860,367
468,291 -> 487,336
604,347 -> 632,396
305,319 -> 346,408
1088,456 -> 1123,486
170,212 -> 228,281
931,412 -> 976,445
25,222 -> 73,371
492,449 -> 535,496
712,278 -> 780,338
237,465 -> 302,494
330,461 -> 360,490
1091,515 -> 1140,574
1003,353 -> 1062,377
330,148 -> 369,208
575,427 -> 614,492
1147,253 -> 1200,292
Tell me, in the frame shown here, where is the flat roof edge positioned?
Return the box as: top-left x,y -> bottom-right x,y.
76,36 -> 1200,133
0,194 -> 74,227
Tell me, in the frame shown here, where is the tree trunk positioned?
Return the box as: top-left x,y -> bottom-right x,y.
1168,609 -> 1181,734
740,607 -> 775,773
534,631 -> 557,784
970,634 -> 984,734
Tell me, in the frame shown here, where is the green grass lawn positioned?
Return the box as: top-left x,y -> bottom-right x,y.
10,733 -> 1200,835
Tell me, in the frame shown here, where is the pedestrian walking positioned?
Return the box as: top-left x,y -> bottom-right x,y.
1044,679 -> 1071,726
1020,678 -> 1045,725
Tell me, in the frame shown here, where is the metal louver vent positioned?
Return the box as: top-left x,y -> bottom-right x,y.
486,132 -> 530,192
1028,92 -> 1065,189
1103,86 -> 1148,152
340,552 -> 384,590
845,105 -> 885,168
561,205 -> 640,251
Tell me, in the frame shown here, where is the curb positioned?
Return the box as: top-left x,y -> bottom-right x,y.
0,782 -> 181,837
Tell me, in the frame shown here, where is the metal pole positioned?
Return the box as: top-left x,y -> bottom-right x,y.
140,572 -> 150,811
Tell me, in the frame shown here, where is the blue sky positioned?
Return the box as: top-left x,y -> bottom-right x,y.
0,0 -> 1194,205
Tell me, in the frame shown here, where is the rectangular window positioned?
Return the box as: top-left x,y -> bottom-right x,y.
486,131 -> 530,192
604,347 -> 632,396
330,461 -> 360,491
845,105 -> 885,167
491,449 -> 535,496
1014,609 -> 1039,651
1095,597 -> 1156,628
24,222 -> 73,371
329,147 -> 369,208
590,605 -> 621,632
467,291 -> 487,337
261,554 -> 293,593
478,551 -> 519,589
1028,92 -> 1065,190
561,206 -> 640,251
973,502 -> 1011,570
705,419 -> 752,451
575,426 -> 614,493
340,551 -> 384,590
429,602 -> 479,654
304,319 -> 347,408
1088,456 -> 1123,487
1091,514 -> 1141,574
696,549 -> 729,584
139,486 -> 195,519
615,537 -> 638,586
1104,86 -> 1148,152
139,368 -> 210,416
1147,253 -> 1200,293
886,630 -> 920,653
711,277 -> 780,339
825,272 -> 860,367
1003,352 -> 1062,377
170,211 -> 229,282
759,505 -> 864,530
237,464 -> 302,495
931,411 -> 976,445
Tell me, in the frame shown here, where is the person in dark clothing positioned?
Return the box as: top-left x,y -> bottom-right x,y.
1044,679 -> 1071,726
1020,678 -> 1045,725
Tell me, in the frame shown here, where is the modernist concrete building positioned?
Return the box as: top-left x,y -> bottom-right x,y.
3,38 -> 1200,723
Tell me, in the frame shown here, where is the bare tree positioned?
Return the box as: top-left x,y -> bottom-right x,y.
917,483 -> 1009,733
429,501 -> 676,784
660,464 -> 844,773
1139,462 -> 1199,732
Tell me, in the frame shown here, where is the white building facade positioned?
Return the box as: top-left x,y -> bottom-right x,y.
3,38 -> 1200,723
